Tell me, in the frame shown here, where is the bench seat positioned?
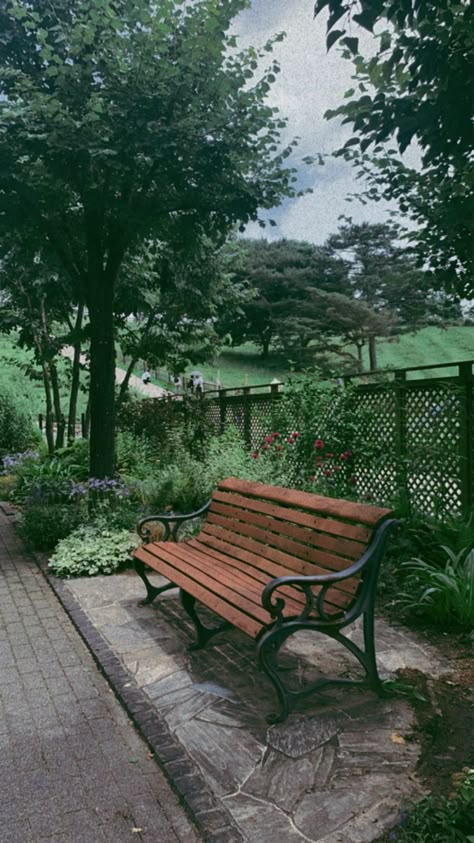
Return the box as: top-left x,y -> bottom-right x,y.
133,477 -> 398,722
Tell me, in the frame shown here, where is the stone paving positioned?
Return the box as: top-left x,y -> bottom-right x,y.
61,568 -> 454,843
0,509 -> 201,843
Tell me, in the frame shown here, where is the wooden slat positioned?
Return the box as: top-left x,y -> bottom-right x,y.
187,538 -> 357,610
212,490 -> 372,543
206,511 -> 362,572
218,478 -> 393,527
200,521 -> 356,575
160,542 -> 306,616
135,545 -> 263,637
187,537 -> 358,599
210,500 -> 365,559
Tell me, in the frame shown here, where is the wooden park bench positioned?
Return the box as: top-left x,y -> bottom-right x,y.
133,477 -> 398,722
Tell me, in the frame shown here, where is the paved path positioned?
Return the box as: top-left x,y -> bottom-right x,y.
61,347 -> 171,399
0,509 -> 201,843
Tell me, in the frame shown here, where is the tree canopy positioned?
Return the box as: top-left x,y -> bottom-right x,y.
0,0 -> 300,475
314,0 -> 474,296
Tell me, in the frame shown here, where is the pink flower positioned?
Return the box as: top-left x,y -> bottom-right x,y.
272,432 -> 280,438
264,435 -> 273,444
314,439 -> 324,449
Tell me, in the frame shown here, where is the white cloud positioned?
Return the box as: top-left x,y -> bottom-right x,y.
234,0 -> 397,244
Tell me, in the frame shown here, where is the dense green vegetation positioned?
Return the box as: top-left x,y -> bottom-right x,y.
144,326 -> 474,389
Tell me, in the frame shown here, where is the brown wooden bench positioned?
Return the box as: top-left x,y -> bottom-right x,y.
133,477 -> 398,722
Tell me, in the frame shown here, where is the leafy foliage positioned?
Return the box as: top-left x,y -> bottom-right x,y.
399,546 -> 474,631
316,0 -> 474,296
378,768 -> 474,842
0,389 -> 40,456
17,503 -> 83,551
48,522 -> 140,577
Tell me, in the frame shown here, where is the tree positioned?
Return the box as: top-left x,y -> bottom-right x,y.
326,220 -> 461,369
0,239 -> 85,451
219,238 -> 350,357
0,0 -> 300,477
115,238 -> 253,404
314,0 -> 474,296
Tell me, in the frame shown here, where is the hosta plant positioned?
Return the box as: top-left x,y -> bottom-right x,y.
399,546 -> 474,631
49,522 -> 140,578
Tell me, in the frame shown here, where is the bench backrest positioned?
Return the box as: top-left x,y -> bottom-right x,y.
200,477 -> 394,615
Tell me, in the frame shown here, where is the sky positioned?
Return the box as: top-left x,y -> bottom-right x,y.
233,0 -> 395,245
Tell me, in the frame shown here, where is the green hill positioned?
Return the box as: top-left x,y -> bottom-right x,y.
195,326 -> 474,388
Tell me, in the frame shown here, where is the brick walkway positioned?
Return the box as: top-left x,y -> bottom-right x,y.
0,509 -> 201,843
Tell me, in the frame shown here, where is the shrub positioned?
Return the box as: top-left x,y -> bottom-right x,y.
0,389 -> 40,456
399,546 -> 474,631
0,474 -> 18,500
55,439 -> 89,480
116,430 -> 160,480
17,503 -> 83,551
379,769 -> 474,842
10,455 -> 78,505
48,522 -> 140,577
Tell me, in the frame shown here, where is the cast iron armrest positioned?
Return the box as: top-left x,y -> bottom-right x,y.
261,518 -> 399,623
137,499 -> 211,542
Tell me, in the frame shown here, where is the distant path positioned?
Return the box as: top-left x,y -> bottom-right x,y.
62,347 -> 170,398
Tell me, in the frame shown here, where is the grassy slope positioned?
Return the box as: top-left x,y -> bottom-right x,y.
0,334 -> 88,419
191,326 -> 474,387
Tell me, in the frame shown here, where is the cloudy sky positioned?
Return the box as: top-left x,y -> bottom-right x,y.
234,0 -> 394,244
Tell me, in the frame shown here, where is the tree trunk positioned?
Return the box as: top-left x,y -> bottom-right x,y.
50,363 -> 65,449
40,361 -> 55,456
356,341 -> 364,371
117,355 -> 138,408
368,334 -> 377,371
87,278 -> 116,478
67,302 -> 85,444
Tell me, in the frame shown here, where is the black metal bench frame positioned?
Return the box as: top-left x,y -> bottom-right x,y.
135,497 -> 398,723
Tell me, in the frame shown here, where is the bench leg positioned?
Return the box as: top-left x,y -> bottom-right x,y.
134,559 -> 176,605
258,628 -> 292,724
180,590 -> 232,650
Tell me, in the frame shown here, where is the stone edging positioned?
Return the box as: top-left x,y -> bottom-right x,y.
35,554 -> 244,843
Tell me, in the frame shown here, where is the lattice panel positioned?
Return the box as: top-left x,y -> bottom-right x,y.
351,387 -> 398,505
405,382 -> 462,516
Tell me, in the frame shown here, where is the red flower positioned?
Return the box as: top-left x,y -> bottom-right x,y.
325,452 -> 333,458
286,437 -> 293,444
292,431 -> 300,438
334,465 -> 341,471
275,444 -> 283,451
316,456 -> 323,463
323,469 -> 332,477
264,435 -> 273,444
314,439 -> 324,449
251,452 -> 259,459
340,453 -> 348,461
272,432 -> 280,438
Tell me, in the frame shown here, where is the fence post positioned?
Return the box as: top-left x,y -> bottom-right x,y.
243,386 -> 251,448
38,413 -> 43,431
459,362 -> 473,517
394,371 -> 408,506
219,388 -> 226,435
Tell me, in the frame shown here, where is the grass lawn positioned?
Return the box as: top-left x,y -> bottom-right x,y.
138,325 -> 474,389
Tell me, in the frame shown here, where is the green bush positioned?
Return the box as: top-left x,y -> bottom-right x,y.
48,521 -> 140,577
0,474 -> 18,499
0,389 -> 40,456
379,769 -> 474,842
398,546 -> 474,631
55,438 -> 90,480
17,503 -> 83,551
11,456 -> 78,505
116,430 -> 160,480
